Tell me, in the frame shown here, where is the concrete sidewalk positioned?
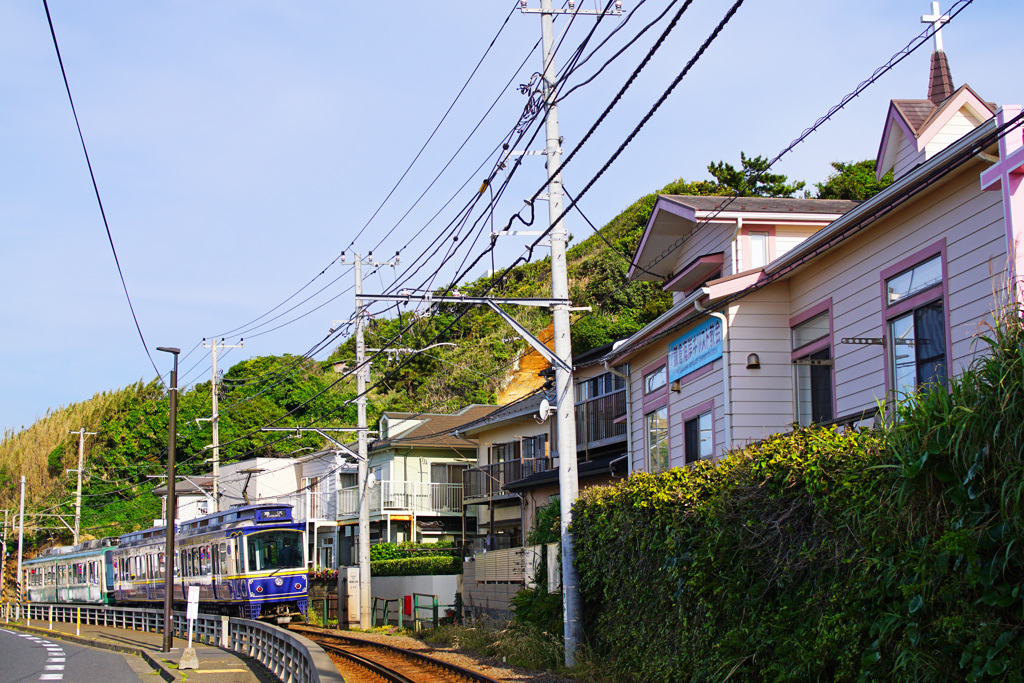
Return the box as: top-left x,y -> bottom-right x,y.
3,619 -> 275,683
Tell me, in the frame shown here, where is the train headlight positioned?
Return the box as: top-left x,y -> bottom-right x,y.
274,578 -> 284,587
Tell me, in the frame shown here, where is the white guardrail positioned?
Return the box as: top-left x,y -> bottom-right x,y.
0,602 -> 342,683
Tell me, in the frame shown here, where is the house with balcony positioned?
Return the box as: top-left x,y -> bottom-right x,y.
458,342 -> 630,547
335,404 -> 498,560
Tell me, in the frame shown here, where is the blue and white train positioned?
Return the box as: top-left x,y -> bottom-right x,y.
24,503 -> 308,622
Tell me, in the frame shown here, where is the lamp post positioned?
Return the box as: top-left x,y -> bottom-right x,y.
157,346 -> 180,653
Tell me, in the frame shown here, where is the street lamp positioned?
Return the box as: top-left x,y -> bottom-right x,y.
156,346 -> 180,653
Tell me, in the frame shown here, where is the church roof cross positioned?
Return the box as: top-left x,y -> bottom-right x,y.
921,1 -> 950,52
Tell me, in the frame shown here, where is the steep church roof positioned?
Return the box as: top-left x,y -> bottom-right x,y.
875,4 -> 996,181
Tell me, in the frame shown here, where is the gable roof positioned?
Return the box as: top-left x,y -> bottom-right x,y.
453,389 -> 551,438
876,83 -> 996,180
370,404 -> 498,452
628,195 -> 858,283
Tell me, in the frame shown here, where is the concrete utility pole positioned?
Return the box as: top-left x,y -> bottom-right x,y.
520,0 -> 622,665
354,253 -> 372,630
340,250 -> 398,629
202,338 -> 244,513
69,427 -> 98,545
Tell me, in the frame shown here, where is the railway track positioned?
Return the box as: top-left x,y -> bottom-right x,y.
292,626 -> 502,683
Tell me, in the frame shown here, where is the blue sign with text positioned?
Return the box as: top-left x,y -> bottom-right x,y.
668,318 -> 723,382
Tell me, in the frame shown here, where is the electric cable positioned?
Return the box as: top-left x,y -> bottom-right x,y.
41,0 -> 164,387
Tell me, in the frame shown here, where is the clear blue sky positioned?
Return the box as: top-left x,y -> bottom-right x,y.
1,0 -> 1021,436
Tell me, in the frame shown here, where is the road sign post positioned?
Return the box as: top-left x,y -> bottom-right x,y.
179,586 -> 200,670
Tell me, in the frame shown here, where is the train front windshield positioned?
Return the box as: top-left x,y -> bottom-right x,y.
246,530 -> 304,571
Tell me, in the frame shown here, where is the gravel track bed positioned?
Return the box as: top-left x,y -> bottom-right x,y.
293,625 -> 575,683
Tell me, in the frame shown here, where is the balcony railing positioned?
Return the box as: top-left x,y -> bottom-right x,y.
463,457 -> 555,502
337,481 -> 463,519
575,389 -> 627,450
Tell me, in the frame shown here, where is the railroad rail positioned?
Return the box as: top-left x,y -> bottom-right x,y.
292,626 -> 502,683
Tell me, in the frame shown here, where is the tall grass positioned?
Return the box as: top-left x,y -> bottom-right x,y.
0,384 -> 144,515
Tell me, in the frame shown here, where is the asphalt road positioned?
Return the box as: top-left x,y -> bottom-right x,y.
0,628 -> 148,683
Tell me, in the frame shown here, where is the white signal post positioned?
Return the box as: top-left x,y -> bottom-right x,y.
17,476 -> 25,610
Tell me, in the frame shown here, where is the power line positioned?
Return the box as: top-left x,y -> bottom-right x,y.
41,0 -> 164,387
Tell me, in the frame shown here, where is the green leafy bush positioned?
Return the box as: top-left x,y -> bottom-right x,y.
570,309 -> 1024,682
370,540 -> 456,562
371,555 -> 462,577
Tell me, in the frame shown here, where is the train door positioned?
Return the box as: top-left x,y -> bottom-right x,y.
211,543 -> 219,600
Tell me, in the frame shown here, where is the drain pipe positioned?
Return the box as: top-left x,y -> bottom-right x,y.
695,297 -> 732,452
608,454 -> 628,479
604,357 -> 633,477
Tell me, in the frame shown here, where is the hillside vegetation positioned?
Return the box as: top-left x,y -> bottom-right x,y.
1,157 -> 870,550
0,174 -> 709,544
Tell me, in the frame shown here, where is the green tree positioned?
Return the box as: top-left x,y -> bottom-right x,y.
815,159 -> 894,200
707,152 -> 806,197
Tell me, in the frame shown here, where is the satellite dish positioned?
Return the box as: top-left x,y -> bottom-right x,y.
367,472 -> 377,489
537,398 -> 552,422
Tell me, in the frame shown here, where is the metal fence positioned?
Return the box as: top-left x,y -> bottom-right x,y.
463,457 -> 554,501
0,602 -> 335,683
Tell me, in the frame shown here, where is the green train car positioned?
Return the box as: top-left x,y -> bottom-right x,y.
23,538 -> 117,605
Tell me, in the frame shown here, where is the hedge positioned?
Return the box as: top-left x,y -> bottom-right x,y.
571,310 -> 1024,682
371,555 -> 462,577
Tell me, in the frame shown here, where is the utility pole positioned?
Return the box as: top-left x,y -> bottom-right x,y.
340,250 -> 397,629
202,338 -> 244,513
68,427 -> 98,545
157,346 -> 180,653
17,476 -> 25,606
519,0 -> 621,665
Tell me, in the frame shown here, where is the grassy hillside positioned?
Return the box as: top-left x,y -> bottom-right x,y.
336,177 -> 726,416
0,176 -> 719,547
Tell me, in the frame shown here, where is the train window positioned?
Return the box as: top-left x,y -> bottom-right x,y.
190,547 -> 198,577
220,544 -> 227,575
201,546 -> 211,576
211,545 -> 219,575
158,553 -> 165,580
246,530 -> 304,571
